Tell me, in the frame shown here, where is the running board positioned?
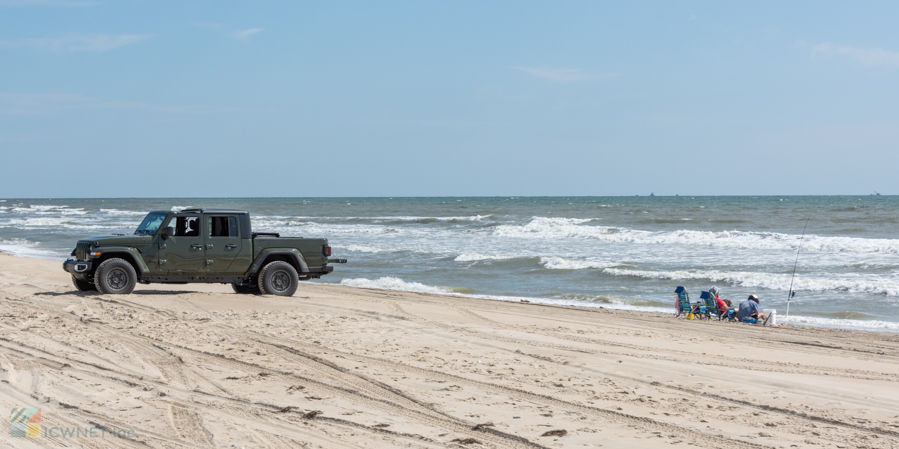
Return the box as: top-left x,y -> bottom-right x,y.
142,275 -> 245,284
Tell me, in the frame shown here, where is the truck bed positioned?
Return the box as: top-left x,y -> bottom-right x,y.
252,235 -> 328,267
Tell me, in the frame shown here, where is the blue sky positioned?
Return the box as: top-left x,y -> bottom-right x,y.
1,1 -> 897,197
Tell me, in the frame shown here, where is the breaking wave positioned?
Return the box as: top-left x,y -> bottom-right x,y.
493,217 -> 899,255
0,238 -> 65,259
602,268 -> 899,296
339,277 -> 462,294
335,276 -> 673,313
780,314 -> 899,331
454,253 -> 524,262
539,257 -> 621,270
333,276 -> 899,331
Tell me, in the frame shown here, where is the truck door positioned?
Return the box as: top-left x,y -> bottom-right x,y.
204,215 -> 243,273
159,214 -> 205,274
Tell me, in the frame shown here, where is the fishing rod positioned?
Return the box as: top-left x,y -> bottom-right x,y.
785,214 -> 811,320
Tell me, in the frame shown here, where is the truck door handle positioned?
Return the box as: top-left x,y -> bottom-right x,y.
191,244 -> 203,249
225,244 -> 237,249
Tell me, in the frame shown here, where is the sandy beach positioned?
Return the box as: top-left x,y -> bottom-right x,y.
1,252 -> 898,449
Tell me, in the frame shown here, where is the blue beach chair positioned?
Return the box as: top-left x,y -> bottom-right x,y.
725,306 -> 737,321
674,286 -> 693,318
700,291 -> 723,320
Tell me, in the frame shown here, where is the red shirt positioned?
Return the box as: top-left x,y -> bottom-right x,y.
715,297 -> 727,315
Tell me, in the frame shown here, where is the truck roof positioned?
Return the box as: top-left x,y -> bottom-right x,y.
177,208 -> 249,214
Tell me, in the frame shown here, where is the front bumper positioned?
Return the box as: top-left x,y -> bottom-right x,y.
63,259 -> 93,279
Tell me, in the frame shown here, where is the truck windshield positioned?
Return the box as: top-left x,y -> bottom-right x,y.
134,212 -> 168,236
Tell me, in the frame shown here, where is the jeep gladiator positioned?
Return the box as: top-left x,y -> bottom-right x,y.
63,208 -> 345,296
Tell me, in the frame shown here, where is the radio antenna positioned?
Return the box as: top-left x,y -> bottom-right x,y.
785,214 -> 811,320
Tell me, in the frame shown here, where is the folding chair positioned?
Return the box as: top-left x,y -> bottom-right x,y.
674,286 -> 694,318
700,291 -> 724,320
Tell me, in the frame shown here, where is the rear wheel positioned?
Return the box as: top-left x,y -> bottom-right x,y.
258,261 -> 298,296
94,258 -> 137,294
231,283 -> 261,294
72,275 -> 97,292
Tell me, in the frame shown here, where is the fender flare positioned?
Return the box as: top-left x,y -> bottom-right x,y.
94,247 -> 150,275
247,249 -> 309,276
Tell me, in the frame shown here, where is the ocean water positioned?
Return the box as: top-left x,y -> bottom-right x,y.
1,196 -> 898,331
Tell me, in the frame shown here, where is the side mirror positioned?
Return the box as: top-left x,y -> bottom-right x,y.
161,227 -> 174,240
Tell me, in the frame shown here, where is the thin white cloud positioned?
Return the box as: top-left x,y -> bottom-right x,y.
232,28 -> 263,40
812,42 -> 899,67
509,66 -> 614,82
0,93 -> 94,114
0,0 -> 98,6
0,34 -> 149,52
0,92 -> 277,115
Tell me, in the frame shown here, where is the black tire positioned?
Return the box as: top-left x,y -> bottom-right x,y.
231,283 -> 261,294
94,258 -> 137,294
258,261 -> 298,296
72,275 -> 97,292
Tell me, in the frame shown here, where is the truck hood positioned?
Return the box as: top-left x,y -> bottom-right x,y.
78,235 -> 155,247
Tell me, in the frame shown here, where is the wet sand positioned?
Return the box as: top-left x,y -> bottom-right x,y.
1,252 -> 898,448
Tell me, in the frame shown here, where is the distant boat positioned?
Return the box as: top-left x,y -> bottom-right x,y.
650,192 -> 655,197
875,192 -> 881,196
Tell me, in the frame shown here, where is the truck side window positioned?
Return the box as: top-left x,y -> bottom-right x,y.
168,216 -> 200,237
209,216 -> 238,237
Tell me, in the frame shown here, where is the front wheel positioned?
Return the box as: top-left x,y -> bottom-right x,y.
72,275 -> 97,292
258,261 -> 299,296
94,258 -> 137,294
232,283 -> 261,294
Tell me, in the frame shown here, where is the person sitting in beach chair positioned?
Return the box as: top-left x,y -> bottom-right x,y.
708,286 -> 728,319
700,291 -> 724,320
722,299 -> 737,321
736,295 -> 766,323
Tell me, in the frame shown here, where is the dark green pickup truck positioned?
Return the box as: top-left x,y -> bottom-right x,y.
63,208 -> 345,296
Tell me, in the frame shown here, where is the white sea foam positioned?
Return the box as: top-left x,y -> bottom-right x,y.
352,215 -> 492,222
100,209 -> 148,216
339,277 -> 454,295
780,315 -> 899,331
539,257 -> 619,270
0,216 -> 139,230
256,215 -> 491,223
333,276 -> 896,331
494,217 -> 899,255
335,276 -> 672,312
10,205 -> 87,215
0,238 -> 65,260
602,268 -> 899,296
13,205 -> 67,211
455,253 -> 523,262
334,244 -> 395,254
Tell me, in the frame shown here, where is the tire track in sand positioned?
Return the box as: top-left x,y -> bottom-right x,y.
3,296 -> 501,447
391,303 -> 899,442
169,404 -> 213,447
169,297 -> 777,448
453,306 -> 898,382
152,339 -> 551,449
